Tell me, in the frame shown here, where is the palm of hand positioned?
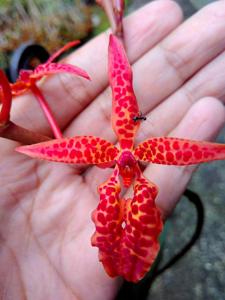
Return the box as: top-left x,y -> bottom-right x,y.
1,152 -> 119,299
1,1 -> 225,299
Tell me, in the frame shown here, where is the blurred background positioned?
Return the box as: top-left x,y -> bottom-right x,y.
0,0 -> 224,299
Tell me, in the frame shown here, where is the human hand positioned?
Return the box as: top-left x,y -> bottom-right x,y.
1,1 -> 225,299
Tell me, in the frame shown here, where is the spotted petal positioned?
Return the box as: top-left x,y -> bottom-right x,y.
134,137 -> 225,165
109,34 -> 140,150
16,136 -> 119,165
32,63 -> 90,81
119,171 -> 162,282
91,166 -> 123,277
92,165 -> 163,282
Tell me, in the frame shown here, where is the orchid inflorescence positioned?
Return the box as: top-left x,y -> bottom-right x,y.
0,0 -> 225,283
14,34 -> 225,282
0,40 -> 90,142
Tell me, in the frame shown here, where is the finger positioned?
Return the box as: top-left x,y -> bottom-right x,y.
133,1 -> 225,108
66,1 -> 225,141
11,0 -> 183,136
137,49 -> 225,142
144,97 -> 225,218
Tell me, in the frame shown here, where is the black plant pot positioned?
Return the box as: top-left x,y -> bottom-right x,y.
9,42 -> 50,83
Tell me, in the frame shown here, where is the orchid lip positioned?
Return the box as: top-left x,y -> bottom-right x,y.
117,150 -> 137,187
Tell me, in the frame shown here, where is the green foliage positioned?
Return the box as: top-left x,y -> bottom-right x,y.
0,0 -> 92,54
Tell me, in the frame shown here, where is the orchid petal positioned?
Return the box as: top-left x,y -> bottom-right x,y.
91,166 -> 123,277
92,165 -> 163,282
32,63 -> 90,81
119,171 -> 162,282
11,82 -> 29,96
46,40 -> 80,64
16,136 -> 119,165
18,70 -> 33,82
134,137 -> 225,165
109,34 -> 140,150
11,70 -> 34,96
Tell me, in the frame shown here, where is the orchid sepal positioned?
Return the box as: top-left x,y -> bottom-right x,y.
46,40 -> 80,63
134,137 -> 225,165
109,34 -> 140,150
16,136 -> 119,165
32,63 -> 90,81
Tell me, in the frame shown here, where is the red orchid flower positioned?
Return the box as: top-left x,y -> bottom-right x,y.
16,34 -> 225,282
11,41 -> 90,139
11,41 -> 89,96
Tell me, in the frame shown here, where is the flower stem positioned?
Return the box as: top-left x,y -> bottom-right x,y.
31,84 -> 63,139
96,0 -> 124,39
0,121 -> 50,144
